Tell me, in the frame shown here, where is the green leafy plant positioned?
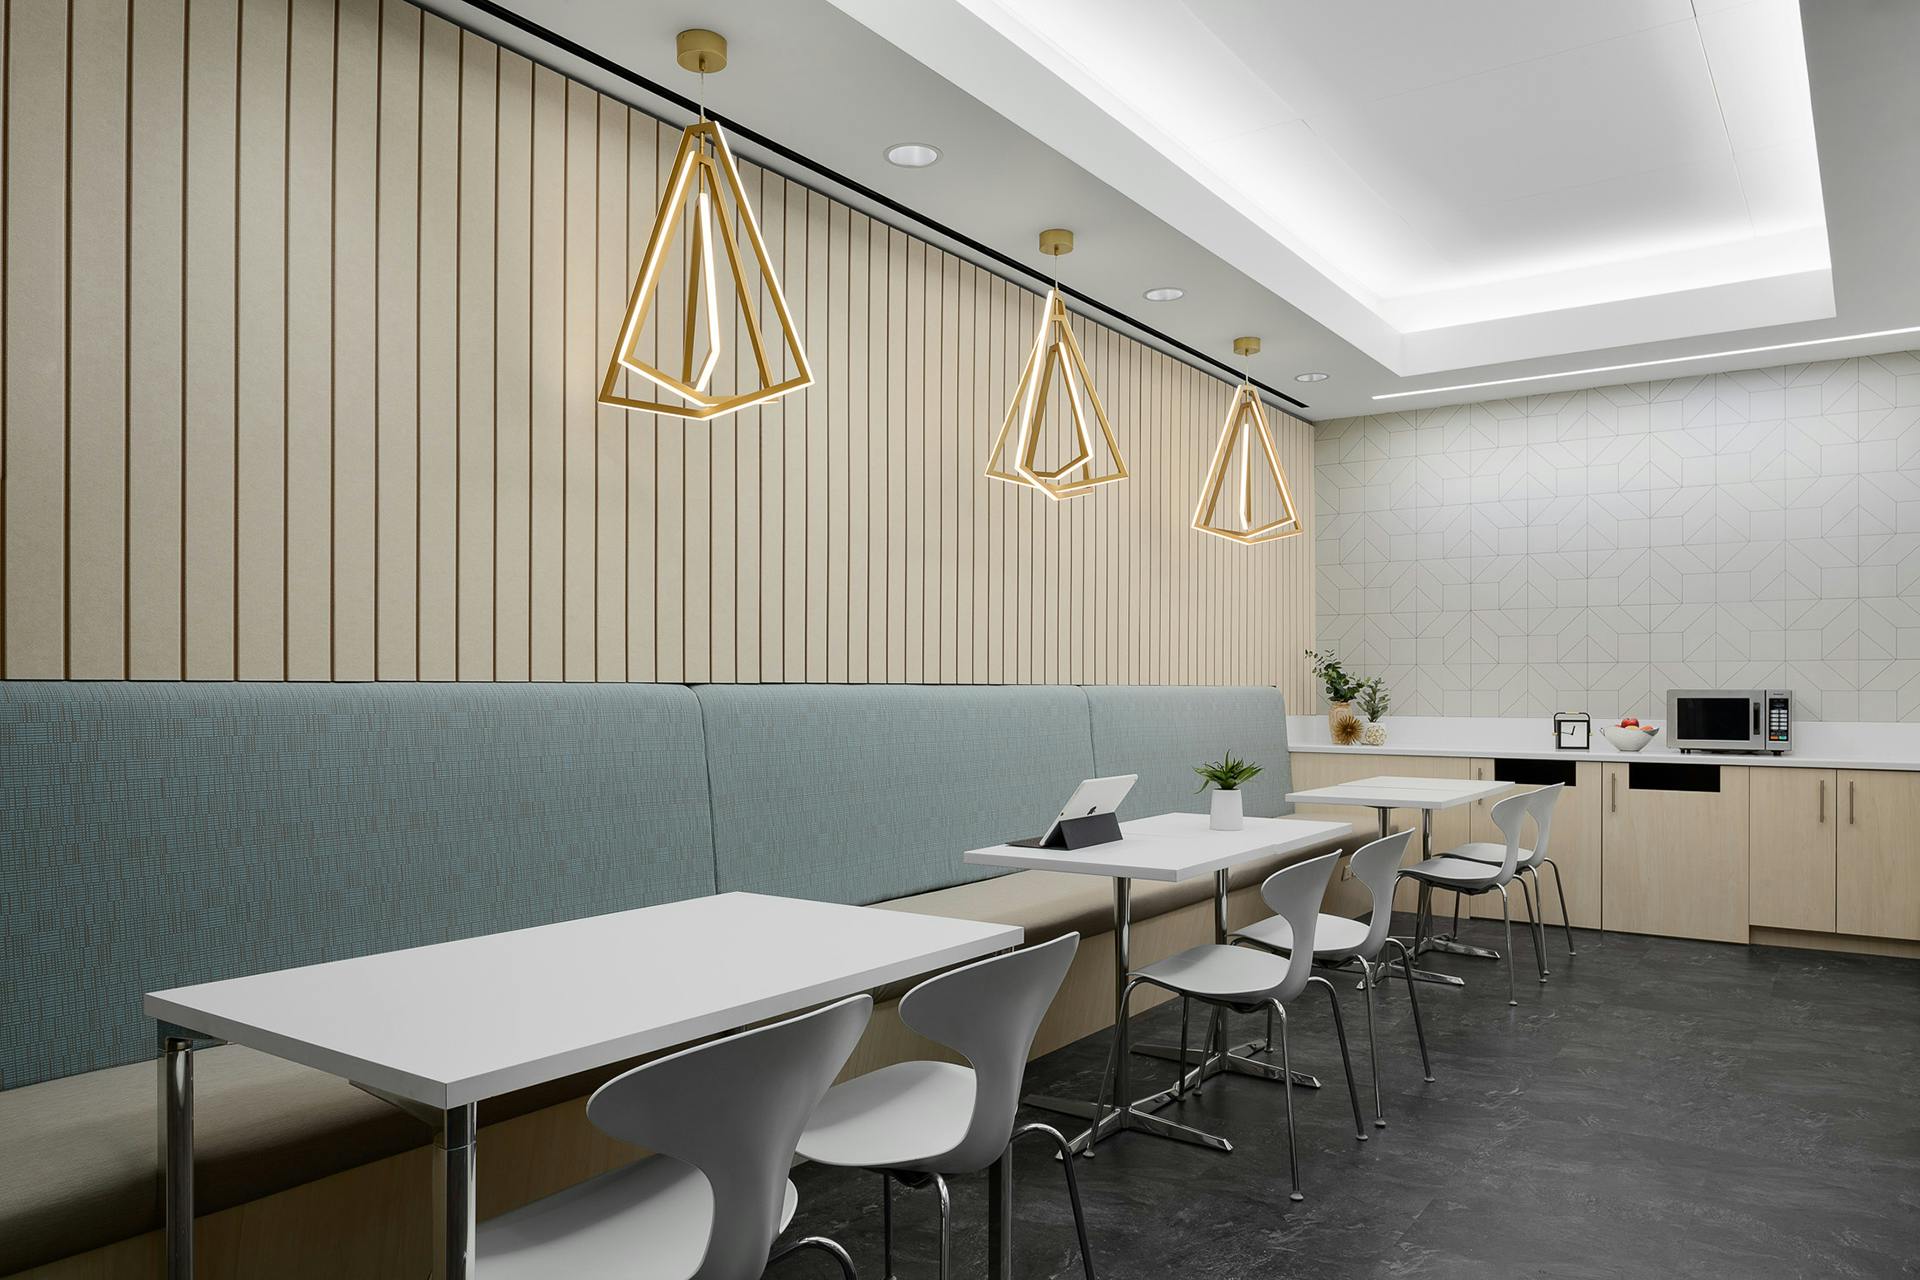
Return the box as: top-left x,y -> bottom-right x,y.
1356,675 -> 1391,721
1304,648 -> 1360,704
1194,751 -> 1263,792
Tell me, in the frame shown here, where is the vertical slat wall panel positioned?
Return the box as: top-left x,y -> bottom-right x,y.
235,0 -> 289,679
453,31 -> 493,679
4,0 -> 67,676
126,0 -> 186,677
490,49 -> 530,681
330,0 -> 377,679
412,12 -> 456,678
371,0 -> 417,679
7,1 -> 1317,695
281,0 -> 331,677
67,0 -> 130,677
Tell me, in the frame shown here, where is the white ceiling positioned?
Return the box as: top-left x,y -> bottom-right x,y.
847,0 -> 1834,374
433,0 -> 1919,419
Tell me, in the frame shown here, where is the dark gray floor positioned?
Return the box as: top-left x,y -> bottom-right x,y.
785,917 -> 1920,1279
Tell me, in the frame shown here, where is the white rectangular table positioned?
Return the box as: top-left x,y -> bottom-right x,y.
966,812 -> 1351,1155
147,891 -> 1022,1280
1286,775 -> 1516,985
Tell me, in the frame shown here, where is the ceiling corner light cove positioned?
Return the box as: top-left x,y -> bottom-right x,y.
1143,286 -> 1185,302
1193,336 -> 1302,546
885,142 -> 942,168
983,229 -> 1129,501
598,28 -> 812,423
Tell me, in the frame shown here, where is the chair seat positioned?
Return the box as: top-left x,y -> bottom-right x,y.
1233,912 -> 1371,960
1445,840 -> 1539,868
1401,855 -> 1505,888
796,1060 -> 977,1172
1133,943 -> 1290,1003
476,1153 -> 797,1280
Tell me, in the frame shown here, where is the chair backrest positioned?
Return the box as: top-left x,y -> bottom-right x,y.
1345,830 -> 1414,958
1484,791 -> 1533,882
898,933 -> 1080,1174
1524,783 -> 1565,866
584,995 -> 873,1280
1256,851 -> 1343,1003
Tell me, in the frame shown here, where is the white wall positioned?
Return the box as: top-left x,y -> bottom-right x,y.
1314,350 -> 1920,722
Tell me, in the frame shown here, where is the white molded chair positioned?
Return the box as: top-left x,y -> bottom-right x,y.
476,995 -> 872,1280
1399,792 -> 1541,1006
1441,782 -> 1575,961
797,934 -> 1093,1280
1230,829 -> 1433,1129
1104,850 -> 1364,1202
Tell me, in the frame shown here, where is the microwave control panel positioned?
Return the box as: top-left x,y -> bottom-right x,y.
1766,692 -> 1792,749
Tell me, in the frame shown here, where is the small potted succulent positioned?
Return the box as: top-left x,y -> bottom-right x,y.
1195,751 -> 1262,831
1305,648 -> 1361,732
1356,676 -> 1391,746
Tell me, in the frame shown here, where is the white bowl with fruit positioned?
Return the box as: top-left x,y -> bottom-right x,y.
1601,718 -> 1659,751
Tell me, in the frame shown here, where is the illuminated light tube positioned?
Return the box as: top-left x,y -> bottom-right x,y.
1372,326 -> 1920,401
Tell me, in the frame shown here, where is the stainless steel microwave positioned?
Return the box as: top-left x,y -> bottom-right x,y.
1666,689 -> 1792,754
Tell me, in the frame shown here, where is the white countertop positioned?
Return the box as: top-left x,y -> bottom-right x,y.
1287,716 -> 1920,772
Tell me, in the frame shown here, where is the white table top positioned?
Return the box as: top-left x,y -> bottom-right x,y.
964,812 -> 1353,882
144,892 -> 1022,1110
1287,775 -> 1515,811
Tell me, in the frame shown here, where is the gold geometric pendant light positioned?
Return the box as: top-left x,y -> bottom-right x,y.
1193,338 -> 1302,543
983,230 -> 1128,500
598,30 -> 811,422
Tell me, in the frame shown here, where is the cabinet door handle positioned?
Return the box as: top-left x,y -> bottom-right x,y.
1849,780 -> 1855,825
1818,779 -> 1825,824
1610,772 -> 1617,814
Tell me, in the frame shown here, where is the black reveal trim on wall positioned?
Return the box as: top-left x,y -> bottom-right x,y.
429,0 -> 1313,415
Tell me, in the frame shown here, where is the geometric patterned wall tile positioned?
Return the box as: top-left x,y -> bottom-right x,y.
1316,349 -> 1920,721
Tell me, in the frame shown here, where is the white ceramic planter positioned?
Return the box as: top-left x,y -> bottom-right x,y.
1209,788 -> 1244,831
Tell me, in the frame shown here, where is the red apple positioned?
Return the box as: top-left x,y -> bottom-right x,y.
1620,716 -> 1639,727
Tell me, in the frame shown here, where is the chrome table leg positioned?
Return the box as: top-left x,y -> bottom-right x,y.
985,1155 -> 1011,1280
434,1104 -> 477,1280
161,1032 -> 194,1280
1131,1039 -> 1323,1089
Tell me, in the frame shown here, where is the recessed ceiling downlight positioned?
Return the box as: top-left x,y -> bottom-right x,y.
1143,286 -> 1184,302
1295,371 -> 1329,383
885,143 -> 941,168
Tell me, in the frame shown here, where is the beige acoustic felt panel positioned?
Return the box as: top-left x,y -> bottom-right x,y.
1,0 -> 1317,697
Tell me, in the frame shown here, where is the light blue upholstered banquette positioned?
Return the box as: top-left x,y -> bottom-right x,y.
1085,685 -> 1297,823
0,682 -> 716,1090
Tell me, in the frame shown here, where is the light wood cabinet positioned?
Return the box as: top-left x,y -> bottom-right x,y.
1288,752 -> 1471,915
1601,762 -> 1750,944
1749,768 -> 1836,932
1837,770 -> 1920,941
1465,758 -> 1603,930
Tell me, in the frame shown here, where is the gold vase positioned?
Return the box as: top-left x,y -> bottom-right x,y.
1327,701 -> 1352,732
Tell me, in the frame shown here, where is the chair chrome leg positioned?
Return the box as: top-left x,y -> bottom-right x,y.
1309,976 -> 1367,1143
1270,1000 -> 1302,1202
1383,937 -> 1435,1082
1518,873 -> 1549,981
932,1171 -> 952,1280
1360,957 -> 1385,1128
1013,1124 -> 1098,1280
769,1236 -> 858,1279
882,1171 -> 895,1280
1544,857 -> 1578,955
1176,998 -> 1192,1100
1069,977 -> 1232,1155
1497,884 -> 1517,1006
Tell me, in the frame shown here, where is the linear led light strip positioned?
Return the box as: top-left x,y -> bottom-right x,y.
1372,325 -> 1920,401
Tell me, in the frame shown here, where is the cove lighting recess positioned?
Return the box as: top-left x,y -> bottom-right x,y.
1142,286 -> 1184,302
885,143 -> 942,168
1372,326 -> 1920,401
